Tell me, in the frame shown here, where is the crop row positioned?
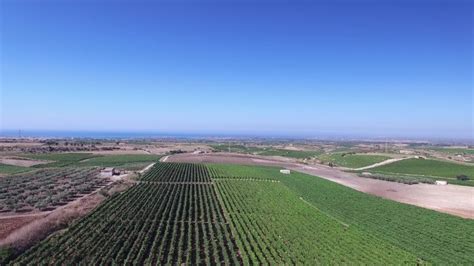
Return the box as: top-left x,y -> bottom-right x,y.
276,171 -> 474,264
13,181 -> 241,264
215,179 -> 419,264
140,162 -> 211,183
0,167 -> 106,212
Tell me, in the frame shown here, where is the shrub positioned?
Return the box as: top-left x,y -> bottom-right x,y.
456,175 -> 470,181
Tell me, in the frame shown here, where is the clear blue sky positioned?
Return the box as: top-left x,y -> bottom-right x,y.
1,1 -> 472,139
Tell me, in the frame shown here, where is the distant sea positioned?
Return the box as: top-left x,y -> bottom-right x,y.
0,130 -> 208,139
0,129 -> 471,144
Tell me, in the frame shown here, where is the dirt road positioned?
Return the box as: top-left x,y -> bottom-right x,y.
168,153 -> 474,219
351,157 -> 415,171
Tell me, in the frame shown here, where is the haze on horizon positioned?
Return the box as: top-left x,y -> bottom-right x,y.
1,1 -> 472,140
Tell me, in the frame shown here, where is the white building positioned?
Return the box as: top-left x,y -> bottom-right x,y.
435,180 -> 447,185
280,169 -> 291,174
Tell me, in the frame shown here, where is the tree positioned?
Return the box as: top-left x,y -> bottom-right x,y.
456,175 -> 470,181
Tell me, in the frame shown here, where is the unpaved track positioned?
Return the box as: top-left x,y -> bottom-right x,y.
169,153 -> 474,219
351,156 -> 415,171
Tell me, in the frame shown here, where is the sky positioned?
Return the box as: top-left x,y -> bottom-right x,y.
1,0 -> 472,139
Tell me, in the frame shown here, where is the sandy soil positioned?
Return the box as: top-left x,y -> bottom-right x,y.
169,153 -> 474,219
0,214 -> 45,239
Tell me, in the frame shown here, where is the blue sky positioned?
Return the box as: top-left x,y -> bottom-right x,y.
1,1 -> 472,139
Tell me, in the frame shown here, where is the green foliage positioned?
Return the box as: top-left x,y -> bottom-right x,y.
210,144 -> 265,153
11,163 -> 473,264
12,164 -> 239,265
370,158 -> 474,179
215,179 -> 418,264
0,168 -> 106,212
276,169 -> 474,264
318,153 -> 391,168
22,153 -> 101,168
430,148 -> 474,155
0,163 -> 30,174
78,154 -> 160,169
210,144 -> 321,159
140,162 -> 211,182
257,149 -> 321,159
210,164 -> 474,264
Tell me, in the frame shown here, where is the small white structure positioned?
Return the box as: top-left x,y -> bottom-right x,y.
280,169 -> 291,174
435,180 -> 448,185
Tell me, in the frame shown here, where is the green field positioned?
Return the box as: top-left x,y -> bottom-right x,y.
210,164 -> 474,264
369,158 -> 474,180
257,149 -> 321,159
78,154 -> 161,170
8,163 -> 473,264
215,179 -> 416,264
22,153 -> 100,168
18,153 -> 160,170
0,163 -> 30,175
210,144 -> 264,153
211,144 -> 321,159
318,153 -> 391,168
430,147 -> 474,155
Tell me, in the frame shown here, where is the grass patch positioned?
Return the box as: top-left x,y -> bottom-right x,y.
257,149 -> 321,159
211,144 -> 321,159
429,148 -> 474,155
369,158 -> 474,180
21,153 -> 100,168
78,154 -> 160,169
318,153 -> 391,168
0,163 -> 31,175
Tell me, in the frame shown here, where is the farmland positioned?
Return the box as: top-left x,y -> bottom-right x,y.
11,164 -> 240,264
78,154 -> 160,170
429,147 -> 474,155
141,162 -> 211,182
0,168 -> 108,213
368,158 -> 474,185
10,153 -> 160,171
318,153 -> 391,168
210,144 -> 321,159
9,162 -> 474,264
22,153 -> 100,168
215,180 -> 416,264
209,164 -> 474,264
257,149 -> 321,159
0,164 -> 29,175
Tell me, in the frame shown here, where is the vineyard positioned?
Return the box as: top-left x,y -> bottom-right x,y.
210,164 -> 474,265
9,162 -> 474,264
11,163 -> 240,264
0,167 -> 106,213
215,180 -> 417,264
140,162 -> 211,183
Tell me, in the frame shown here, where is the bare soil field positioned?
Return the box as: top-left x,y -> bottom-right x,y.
169,152 -> 474,219
0,214 -> 45,240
